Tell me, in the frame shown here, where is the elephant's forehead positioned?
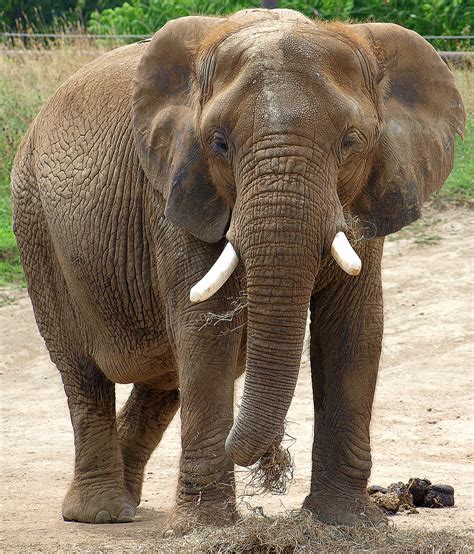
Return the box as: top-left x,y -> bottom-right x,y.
206,23 -> 368,113
208,21 -> 364,101
215,22 -> 362,77
218,23 -> 302,70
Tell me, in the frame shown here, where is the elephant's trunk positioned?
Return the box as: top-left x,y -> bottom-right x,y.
225,174 -> 340,466
225,253 -> 314,466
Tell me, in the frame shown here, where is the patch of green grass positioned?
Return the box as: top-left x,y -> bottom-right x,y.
0,196 -> 24,287
439,114 -> 474,201
388,215 -> 443,244
413,234 -> 442,246
0,291 -> 18,307
438,69 -> 474,202
0,47 -> 103,288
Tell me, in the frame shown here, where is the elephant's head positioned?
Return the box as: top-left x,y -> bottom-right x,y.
132,9 -> 465,466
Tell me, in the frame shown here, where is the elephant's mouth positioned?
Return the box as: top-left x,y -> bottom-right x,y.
189,231 -> 361,304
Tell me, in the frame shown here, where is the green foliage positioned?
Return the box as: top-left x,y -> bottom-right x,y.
87,0 -> 356,35
441,115 -> 474,202
438,70 -> 474,202
0,0 -> 125,32
0,196 -> 23,287
350,0 -> 472,35
87,0 -> 472,38
1,0 -> 471,44
88,0 -> 257,35
349,0 -> 472,50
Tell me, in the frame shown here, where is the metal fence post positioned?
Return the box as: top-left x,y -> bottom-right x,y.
261,0 -> 279,8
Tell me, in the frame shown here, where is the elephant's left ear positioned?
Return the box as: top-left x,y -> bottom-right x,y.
351,23 -> 466,237
132,16 -> 230,243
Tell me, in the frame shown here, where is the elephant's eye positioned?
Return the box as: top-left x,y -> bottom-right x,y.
211,131 -> 230,159
340,129 -> 365,157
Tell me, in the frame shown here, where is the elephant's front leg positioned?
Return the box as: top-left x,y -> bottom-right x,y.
303,239 -> 386,526
165,310 -> 243,535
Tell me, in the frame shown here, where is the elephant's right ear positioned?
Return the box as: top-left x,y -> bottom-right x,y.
132,17 -> 230,243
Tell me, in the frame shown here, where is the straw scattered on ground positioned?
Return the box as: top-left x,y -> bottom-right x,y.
158,510 -> 473,553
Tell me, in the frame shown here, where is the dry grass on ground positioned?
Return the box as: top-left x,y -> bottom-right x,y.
155,511 -> 473,553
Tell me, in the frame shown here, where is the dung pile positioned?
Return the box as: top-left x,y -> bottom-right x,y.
368,478 -> 455,515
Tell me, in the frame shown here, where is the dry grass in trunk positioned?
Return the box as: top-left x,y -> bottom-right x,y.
198,291 -> 248,334
344,213 -> 376,242
240,434 -> 295,496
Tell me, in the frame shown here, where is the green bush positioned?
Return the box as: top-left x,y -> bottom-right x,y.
0,0 -> 125,32
88,0 -> 256,35
87,0 -> 472,39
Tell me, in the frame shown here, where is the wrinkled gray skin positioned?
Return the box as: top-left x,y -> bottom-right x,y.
12,9 -> 464,534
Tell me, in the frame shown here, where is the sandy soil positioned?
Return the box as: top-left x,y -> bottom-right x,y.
1,206 -> 473,551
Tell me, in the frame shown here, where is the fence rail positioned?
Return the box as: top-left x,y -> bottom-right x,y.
1,31 -> 473,42
0,32 -> 150,39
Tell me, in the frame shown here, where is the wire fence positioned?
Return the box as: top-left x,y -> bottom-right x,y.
1,31 -> 473,45
0,31 -> 472,62
0,32 -> 151,40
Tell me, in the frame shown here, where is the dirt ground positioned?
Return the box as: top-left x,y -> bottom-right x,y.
1,205 -> 473,551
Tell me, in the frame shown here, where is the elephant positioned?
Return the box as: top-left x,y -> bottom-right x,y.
11,8 -> 465,533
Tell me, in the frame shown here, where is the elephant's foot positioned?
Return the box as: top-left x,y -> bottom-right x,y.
163,502 -> 239,537
62,479 -> 136,524
303,490 -> 387,527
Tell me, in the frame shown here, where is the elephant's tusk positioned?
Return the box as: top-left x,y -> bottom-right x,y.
190,242 -> 239,303
331,232 -> 362,276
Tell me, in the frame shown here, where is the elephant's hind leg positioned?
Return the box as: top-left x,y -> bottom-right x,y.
13,177 -> 135,524
117,385 -> 179,506
59,358 -> 136,524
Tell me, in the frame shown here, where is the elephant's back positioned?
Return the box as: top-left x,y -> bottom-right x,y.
19,40 -> 152,252
42,41 -> 147,131
21,41 -> 149,175
22,41 -> 150,213
12,42 -> 149,183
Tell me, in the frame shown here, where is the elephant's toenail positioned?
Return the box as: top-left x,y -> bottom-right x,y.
117,508 -> 135,522
95,510 -> 112,523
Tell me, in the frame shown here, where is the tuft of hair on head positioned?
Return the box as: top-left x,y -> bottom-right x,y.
197,19 -> 245,61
